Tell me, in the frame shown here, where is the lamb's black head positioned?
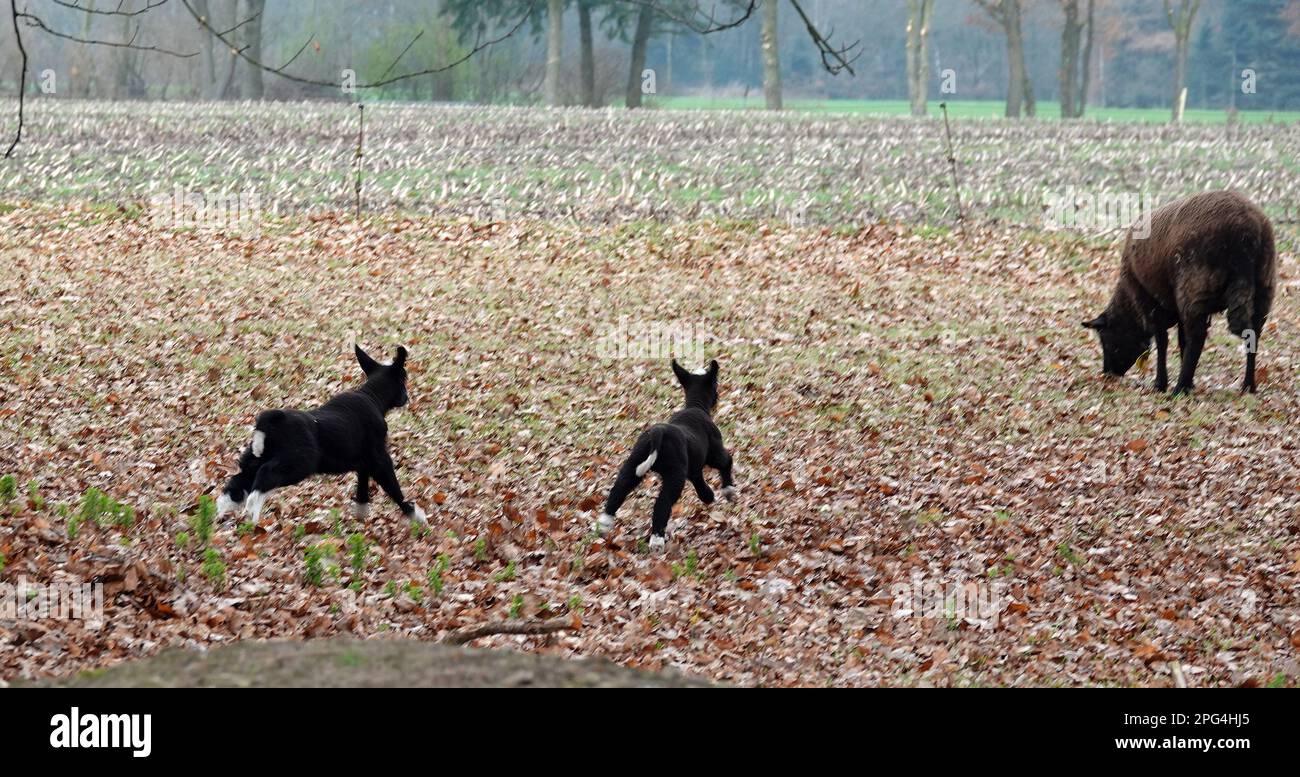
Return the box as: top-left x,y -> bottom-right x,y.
355,343 -> 410,411
672,358 -> 720,412
1082,312 -> 1150,377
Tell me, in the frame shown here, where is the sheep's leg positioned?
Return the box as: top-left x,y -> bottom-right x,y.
1172,317 -> 1209,396
1153,329 -> 1168,393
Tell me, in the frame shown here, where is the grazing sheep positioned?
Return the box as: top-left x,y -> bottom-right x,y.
1083,190 -> 1276,394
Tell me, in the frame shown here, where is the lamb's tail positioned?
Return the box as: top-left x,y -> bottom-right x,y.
632,427 -> 663,477
251,410 -> 287,458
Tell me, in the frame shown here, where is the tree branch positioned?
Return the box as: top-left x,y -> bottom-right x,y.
7,0 -> 188,158
181,0 -> 538,90
18,10 -> 196,57
787,0 -> 860,75
51,0 -> 169,17
4,0 -> 27,159
378,29 -> 425,82
617,0 -> 759,34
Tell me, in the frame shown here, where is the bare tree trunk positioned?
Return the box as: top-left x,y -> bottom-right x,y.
761,0 -> 782,110
217,0 -> 241,99
1077,0 -> 1095,117
240,0 -> 265,100
905,0 -> 933,116
665,32 -> 673,95
1165,0 -> 1203,123
578,0 -> 595,107
544,0 -> 564,106
218,49 -> 239,99
978,0 -> 1032,118
1004,14 -> 1023,115
1059,0 -> 1081,118
1172,37 -> 1189,121
113,14 -> 142,99
625,4 -> 653,108
1009,0 -> 1035,117
192,0 -> 218,99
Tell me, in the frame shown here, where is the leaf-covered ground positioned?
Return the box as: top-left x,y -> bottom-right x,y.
1,205 -> 1297,686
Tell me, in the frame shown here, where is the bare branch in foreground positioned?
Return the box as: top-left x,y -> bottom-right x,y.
4,0 -> 27,159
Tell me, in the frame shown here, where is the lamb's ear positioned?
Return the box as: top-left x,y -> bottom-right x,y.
706,359 -> 720,379
393,346 -> 408,367
671,358 -> 692,386
1081,314 -> 1107,330
355,343 -> 380,376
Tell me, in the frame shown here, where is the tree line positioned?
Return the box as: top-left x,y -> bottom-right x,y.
2,0 -> 1299,122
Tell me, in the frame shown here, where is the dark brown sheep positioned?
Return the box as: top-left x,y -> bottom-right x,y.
1083,190 -> 1276,394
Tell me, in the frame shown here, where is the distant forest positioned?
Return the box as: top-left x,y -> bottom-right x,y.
2,1 -> 1298,114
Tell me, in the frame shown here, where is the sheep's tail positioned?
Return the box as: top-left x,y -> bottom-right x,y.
1226,222 -> 1271,336
1225,272 -> 1254,337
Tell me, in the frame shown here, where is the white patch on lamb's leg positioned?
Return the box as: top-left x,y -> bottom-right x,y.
352,501 -> 371,520
721,486 -> 737,502
594,513 -> 615,534
648,534 -> 666,552
408,504 -> 428,526
216,492 -> 242,518
245,490 -> 269,522
251,430 -> 266,458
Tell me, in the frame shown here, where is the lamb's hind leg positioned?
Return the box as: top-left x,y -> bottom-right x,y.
217,447 -> 261,518
649,466 -> 686,551
595,460 -> 644,535
245,457 -> 311,522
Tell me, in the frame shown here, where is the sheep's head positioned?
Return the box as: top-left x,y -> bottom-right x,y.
1082,312 -> 1151,377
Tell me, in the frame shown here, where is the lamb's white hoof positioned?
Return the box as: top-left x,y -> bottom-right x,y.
352,501 -> 371,520
245,490 -> 267,522
648,534 -> 666,552
593,513 -> 615,534
215,492 -> 241,518
721,486 -> 737,502
408,504 -> 428,526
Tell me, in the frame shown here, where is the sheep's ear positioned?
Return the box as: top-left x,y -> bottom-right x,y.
1081,314 -> 1107,330
355,343 -> 380,376
393,346 -> 408,367
706,359 -> 720,379
671,359 -> 692,386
